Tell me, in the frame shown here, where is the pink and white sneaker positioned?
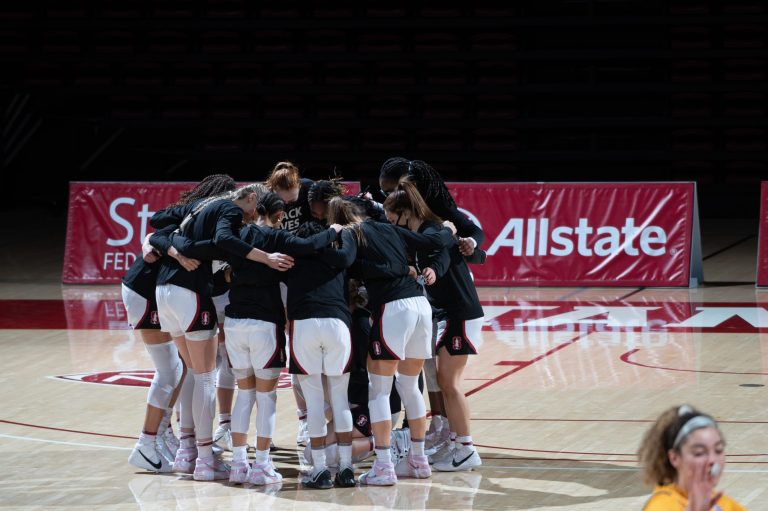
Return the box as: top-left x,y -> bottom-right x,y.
193,455 -> 230,481
395,454 -> 431,478
163,426 -> 180,455
172,447 -> 197,474
229,460 -> 250,484
248,460 -> 283,485
359,460 -> 397,486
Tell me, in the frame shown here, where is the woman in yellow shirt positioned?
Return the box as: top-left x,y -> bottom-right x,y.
638,405 -> 747,511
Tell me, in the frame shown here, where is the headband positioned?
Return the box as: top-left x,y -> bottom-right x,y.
673,415 -> 717,449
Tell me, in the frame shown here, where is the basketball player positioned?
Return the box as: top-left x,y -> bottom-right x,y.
224,193 -> 342,485
124,174 -> 237,473
151,183 -> 293,481
266,161 -> 316,444
379,158 -> 487,452
383,180 -> 485,472
284,220 -> 358,489
326,197 -> 456,486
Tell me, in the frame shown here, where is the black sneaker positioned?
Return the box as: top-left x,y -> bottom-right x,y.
303,468 -> 333,489
334,466 -> 356,487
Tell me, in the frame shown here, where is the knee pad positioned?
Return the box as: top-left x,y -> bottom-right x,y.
298,374 -> 328,439
423,357 -> 439,392
255,367 -> 282,380
291,373 -> 305,400
231,388 -> 256,434
255,390 -> 277,439
368,373 -> 394,424
395,373 -> 426,421
145,341 -> 183,409
192,370 -> 217,439
327,374 -> 352,433
178,372 -> 195,430
232,367 -> 254,381
216,343 -> 236,389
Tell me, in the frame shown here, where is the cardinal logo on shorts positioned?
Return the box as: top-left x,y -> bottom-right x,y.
452,336 -> 463,351
357,415 -> 368,427
201,311 -> 210,326
372,342 -> 382,356
150,311 -> 159,325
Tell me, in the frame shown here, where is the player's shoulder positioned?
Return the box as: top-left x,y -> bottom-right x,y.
642,485 -> 683,511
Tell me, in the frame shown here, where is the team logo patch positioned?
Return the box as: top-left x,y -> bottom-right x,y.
201,311 -> 211,326
452,336 -> 463,351
356,415 -> 368,427
372,342 -> 382,356
150,311 -> 159,325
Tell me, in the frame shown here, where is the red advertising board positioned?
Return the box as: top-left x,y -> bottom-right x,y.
63,181 -> 360,284
757,181 -> 768,287
448,182 -> 699,287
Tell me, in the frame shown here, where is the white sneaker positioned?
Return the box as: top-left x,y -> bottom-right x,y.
162,426 -> 180,456
424,416 -> 449,456
428,442 -> 454,465
129,442 -> 173,473
249,460 -> 283,485
193,455 -> 230,481
229,460 -> 250,484
213,423 -> 233,453
432,444 -> 482,472
390,428 -> 411,462
296,418 -> 309,445
155,435 -> 175,465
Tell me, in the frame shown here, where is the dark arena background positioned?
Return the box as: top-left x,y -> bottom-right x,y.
1,2 -> 767,510
1,1 -> 766,218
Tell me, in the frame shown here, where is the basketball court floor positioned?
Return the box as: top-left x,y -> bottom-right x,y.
0,213 -> 765,510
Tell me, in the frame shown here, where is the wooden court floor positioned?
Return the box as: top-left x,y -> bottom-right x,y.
0,214 -> 765,510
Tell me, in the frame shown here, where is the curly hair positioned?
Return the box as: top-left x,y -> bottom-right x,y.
638,405 -> 722,486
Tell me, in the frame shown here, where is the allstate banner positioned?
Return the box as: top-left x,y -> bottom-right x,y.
448,182 -> 702,287
757,181 -> 768,287
63,181 -> 360,284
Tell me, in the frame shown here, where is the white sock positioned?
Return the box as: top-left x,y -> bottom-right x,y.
456,435 -> 473,448
219,413 -> 232,426
325,442 -> 339,467
254,448 -> 270,465
375,447 -> 391,464
411,440 -> 425,456
312,446 -> 327,471
139,432 -> 156,447
233,445 -> 248,462
338,443 -> 352,467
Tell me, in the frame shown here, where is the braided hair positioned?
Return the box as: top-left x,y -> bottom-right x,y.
308,178 -> 347,205
170,173 -> 237,207
256,192 -> 285,221
379,157 -> 457,211
179,182 -> 268,233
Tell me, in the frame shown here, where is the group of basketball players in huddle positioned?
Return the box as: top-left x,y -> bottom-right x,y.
121,158 -> 486,489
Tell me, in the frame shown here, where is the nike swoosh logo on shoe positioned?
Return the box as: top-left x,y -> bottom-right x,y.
139,450 -> 163,470
452,452 -> 474,468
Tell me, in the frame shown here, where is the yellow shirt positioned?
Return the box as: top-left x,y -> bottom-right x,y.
643,484 -> 747,511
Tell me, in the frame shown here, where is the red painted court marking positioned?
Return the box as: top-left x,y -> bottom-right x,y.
621,349 -> 768,375
0,419 -> 138,440
473,443 -> 766,458
465,331 -> 590,397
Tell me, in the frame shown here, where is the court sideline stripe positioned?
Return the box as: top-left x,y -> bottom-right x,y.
0,419 -> 138,440
0,432 -> 131,450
